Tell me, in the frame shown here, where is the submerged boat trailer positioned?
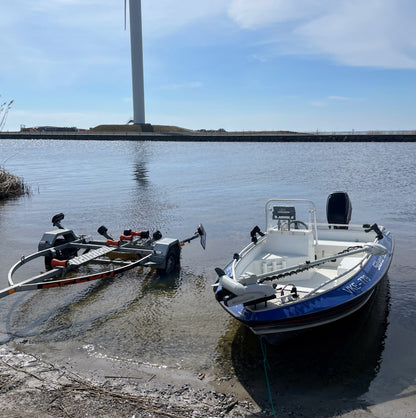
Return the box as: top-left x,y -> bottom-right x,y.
1,213 -> 206,299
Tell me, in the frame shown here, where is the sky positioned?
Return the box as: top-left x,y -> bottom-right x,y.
1,0 -> 416,132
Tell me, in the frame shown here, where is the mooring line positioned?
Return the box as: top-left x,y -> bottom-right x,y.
260,336 -> 276,418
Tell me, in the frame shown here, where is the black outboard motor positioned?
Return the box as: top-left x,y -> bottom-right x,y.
326,191 -> 352,229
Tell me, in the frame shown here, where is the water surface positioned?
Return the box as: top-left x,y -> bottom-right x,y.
0,139 -> 415,414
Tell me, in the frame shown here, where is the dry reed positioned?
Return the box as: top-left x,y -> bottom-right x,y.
0,166 -> 28,200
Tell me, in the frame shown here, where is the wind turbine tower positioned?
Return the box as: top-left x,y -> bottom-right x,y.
128,0 -> 145,124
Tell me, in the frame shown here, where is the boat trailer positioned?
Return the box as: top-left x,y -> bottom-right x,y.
1,213 -> 206,299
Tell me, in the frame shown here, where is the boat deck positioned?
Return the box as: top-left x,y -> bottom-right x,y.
228,213 -> 379,312
240,252 -> 366,312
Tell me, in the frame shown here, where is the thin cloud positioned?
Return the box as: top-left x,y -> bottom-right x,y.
310,95 -> 361,107
228,0 -> 416,69
310,100 -> 327,107
297,1 -> 416,69
160,81 -> 203,90
249,54 -> 269,63
328,96 -> 350,101
143,0 -> 228,37
228,0 -> 328,29
0,1 -> 226,84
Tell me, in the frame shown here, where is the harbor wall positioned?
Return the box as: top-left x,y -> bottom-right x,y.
1,131 -> 415,142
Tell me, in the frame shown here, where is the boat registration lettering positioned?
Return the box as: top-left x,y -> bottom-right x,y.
342,274 -> 371,294
372,254 -> 386,271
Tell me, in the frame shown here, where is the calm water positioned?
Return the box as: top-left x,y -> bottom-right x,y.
0,139 -> 415,414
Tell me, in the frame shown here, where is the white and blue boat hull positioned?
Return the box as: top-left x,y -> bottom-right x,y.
214,197 -> 394,336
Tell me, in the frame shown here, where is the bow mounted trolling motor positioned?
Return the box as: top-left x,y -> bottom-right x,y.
363,223 -> 384,240
38,213 -> 79,267
52,213 -> 65,229
326,191 -> 352,229
250,226 -> 265,244
97,225 -> 114,240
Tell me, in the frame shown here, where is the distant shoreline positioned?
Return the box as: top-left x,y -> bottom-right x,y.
1,131 -> 415,142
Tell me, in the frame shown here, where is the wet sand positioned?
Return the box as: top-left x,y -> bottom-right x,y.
1,343 -> 415,417
0,343 -> 257,417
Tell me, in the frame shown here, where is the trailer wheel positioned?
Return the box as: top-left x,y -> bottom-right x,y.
158,246 -> 180,276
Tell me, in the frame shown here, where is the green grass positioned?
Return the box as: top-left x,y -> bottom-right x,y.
90,124 -> 193,133
89,124 -> 299,135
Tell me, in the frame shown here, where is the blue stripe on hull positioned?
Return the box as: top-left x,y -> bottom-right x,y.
248,288 -> 374,335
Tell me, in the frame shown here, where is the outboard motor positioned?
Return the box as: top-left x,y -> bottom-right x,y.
326,191 -> 352,229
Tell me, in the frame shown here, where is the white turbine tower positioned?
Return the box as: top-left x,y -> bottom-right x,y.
125,0 -> 145,124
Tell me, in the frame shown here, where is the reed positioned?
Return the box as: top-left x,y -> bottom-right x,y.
0,166 -> 28,200
0,96 -> 13,131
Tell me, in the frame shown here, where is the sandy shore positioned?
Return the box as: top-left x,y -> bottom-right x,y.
0,344 -> 259,417
1,343 -> 415,417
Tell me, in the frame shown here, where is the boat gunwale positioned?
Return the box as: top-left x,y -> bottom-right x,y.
230,230 -> 379,303
220,233 -> 393,323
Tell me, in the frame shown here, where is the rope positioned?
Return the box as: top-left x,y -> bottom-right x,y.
259,336 -> 276,418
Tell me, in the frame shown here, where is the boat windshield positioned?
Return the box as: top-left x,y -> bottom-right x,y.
265,199 -> 317,235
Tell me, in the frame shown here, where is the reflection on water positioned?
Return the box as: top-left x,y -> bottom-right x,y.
139,270 -> 182,294
4,275 -> 132,342
4,267 -> 175,341
4,265 -> 217,370
133,162 -> 149,188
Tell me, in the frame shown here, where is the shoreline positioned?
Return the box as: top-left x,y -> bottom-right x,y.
0,342 -> 264,418
1,131 -> 416,142
1,341 -> 416,417
0,343 -> 259,417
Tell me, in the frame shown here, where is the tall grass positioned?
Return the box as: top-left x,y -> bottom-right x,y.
0,95 -> 28,200
0,96 -> 13,131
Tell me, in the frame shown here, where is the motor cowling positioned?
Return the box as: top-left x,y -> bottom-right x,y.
326,191 -> 352,228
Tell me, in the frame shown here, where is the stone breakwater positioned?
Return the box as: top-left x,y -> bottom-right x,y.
1,131 -> 416,142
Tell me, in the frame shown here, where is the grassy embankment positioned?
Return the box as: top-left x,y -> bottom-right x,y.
90,124 -> 191,133
90,124 -> 298,135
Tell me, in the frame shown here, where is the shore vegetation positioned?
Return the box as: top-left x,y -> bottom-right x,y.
0,166 -> 28,200
0,94 -> 28,200
0,95 -> 13,131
